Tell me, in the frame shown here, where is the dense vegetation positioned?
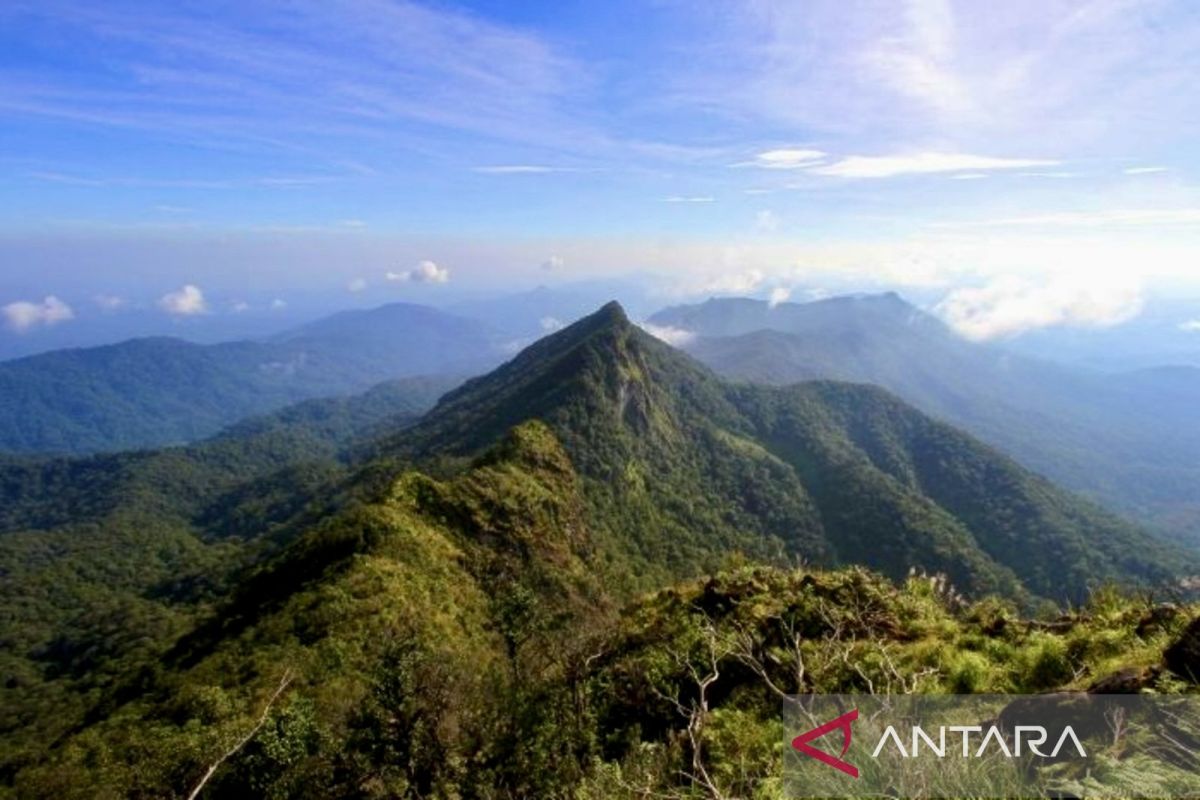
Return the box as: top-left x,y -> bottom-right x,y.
0,376 -> 454,780
394,302 -> 1188,602
1,302 -> 1197,797
0,303 -> 494,454
5,425 -> 1198,797
652,295 -> 1200,546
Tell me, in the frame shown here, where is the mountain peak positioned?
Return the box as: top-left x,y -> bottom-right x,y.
590,299 -> 629,325
529,299 -> 633,350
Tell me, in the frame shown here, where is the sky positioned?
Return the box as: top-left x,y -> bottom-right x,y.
3,0 -> 1200,348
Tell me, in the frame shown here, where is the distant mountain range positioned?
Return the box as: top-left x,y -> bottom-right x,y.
5,290 -> 1200,551
0,302 -> 500,454
649,294 -> 1200,544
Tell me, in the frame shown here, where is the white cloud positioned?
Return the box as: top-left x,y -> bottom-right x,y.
661,195 -> 715,203
347,277 -> 368,292
387,260 -> 451,284
2,296 -> 74,332
810,153 -> 1059,179
93,293 -> 125,311
270,298 -> 287,310
541,255 -> 565,271
339,219 -> 368,228
231,300 -> 250,313
638,322 -> 696,347
768,287 -> 791,308
755,210 -> 780,232
1124,166 -> 1168,175
158,284 -> 207,316
671,2 -> 1200,163
1180,319 -> 1200,332
950,173 -> 988,180
735,148 -> 827,169
539,316 -> 564,332
935,276 -> 1143,341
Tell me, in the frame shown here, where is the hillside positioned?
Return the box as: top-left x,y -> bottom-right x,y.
1,301 -> 1195,796
0,303 -> 497,455
8,447 -> 1198,795
652,295 -> 1200,544
0,375 -> 459,775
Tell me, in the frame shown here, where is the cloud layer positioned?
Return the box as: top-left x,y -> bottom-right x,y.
936,277 -> 1144,341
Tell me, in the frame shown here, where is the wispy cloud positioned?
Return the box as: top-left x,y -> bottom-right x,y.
2,296 -> 74,332
661,195 -> 715,203
810,153 -> 1058,179
29,170 -> 339,190
1018,171 -> 1083,179
1179,319 -> 1200,332
638,322 -> 695,347
473,165 -> 575,174
664,1 -> 1200,156
1,0 -> 594,165
1124,166 -> 1169,175
733,149 -> 827,169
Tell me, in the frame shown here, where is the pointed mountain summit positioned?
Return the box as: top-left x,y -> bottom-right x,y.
392,302 -> 1190,602
395,301 -> 826,585
399,300 -> 738,456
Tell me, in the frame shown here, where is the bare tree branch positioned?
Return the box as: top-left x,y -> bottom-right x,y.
185,669 -> 294,800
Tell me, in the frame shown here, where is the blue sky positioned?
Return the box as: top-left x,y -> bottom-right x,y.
3,0 -> 1200,344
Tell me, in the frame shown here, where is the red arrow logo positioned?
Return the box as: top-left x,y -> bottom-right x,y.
791,708 -> 859,778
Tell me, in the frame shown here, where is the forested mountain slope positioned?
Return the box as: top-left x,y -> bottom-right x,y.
0,303 -> 495,454
0,375 -> 457,778
1,302 -> 1194,796
651,294 -> 1200,543
394,301 -> 1186,602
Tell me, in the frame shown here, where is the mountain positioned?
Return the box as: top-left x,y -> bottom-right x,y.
2,305 -> 1195,795
0,374 -> 461,778
388,301 -> 1185,602
0,303 -> 499,455
445,279 -> 659,339
650,295 -> 1200,544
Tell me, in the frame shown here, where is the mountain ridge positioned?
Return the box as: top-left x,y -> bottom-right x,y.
0,302 -> 500,454
391,301 -> 1189,602
652,294 -> 1200,544
1,300 -> 1196,795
